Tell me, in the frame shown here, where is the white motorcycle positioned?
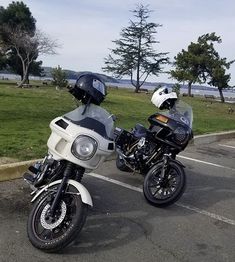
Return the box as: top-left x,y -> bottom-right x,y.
23,74 -> 115,252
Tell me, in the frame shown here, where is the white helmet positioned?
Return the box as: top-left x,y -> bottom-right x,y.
151,87 -> 177,109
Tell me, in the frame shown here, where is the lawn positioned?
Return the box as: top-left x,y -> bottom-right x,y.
0,82 -> 235,161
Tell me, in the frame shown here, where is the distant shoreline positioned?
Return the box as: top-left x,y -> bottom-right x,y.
1,73 -> 235,99
106,82 -> 235,99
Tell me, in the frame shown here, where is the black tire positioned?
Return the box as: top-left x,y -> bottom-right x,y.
27,184 -> 88,252
116,155 -> 132,172
143,161 -> 186,207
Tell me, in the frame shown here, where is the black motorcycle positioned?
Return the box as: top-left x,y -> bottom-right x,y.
114,97 -> 193,207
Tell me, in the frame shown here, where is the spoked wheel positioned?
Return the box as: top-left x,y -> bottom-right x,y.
27,185 -> 87,252
143,161 -> 186,207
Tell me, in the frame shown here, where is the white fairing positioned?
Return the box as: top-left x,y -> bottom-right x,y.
47,104 -> 115,170
31,179 -> 93,206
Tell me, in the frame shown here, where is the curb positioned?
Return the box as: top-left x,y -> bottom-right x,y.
0,159 -> 41,182
192,130 -> 235,145
1,130 -> 235,182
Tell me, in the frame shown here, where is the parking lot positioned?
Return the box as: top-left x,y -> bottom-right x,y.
0,139 -> 234,262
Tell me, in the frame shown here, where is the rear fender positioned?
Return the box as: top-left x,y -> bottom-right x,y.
31,179 -> 93,207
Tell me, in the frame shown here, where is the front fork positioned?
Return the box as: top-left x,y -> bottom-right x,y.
160,148 -> 171,180
49,162 -> 73,216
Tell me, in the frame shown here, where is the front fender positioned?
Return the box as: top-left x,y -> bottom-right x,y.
154,158 -> 185,168
31,179 -> 93,207
170,158 -> 185,168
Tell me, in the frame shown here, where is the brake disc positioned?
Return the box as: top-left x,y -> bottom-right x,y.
40,201 -> 67,230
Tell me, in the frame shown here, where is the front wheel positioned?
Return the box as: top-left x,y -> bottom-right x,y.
27,184 -> 87,252
143,161 -> 186,207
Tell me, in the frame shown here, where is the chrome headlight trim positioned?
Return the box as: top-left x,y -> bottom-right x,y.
71,135 -> 98,161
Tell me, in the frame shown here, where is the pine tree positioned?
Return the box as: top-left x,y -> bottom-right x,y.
51,66 -> 68,89
103,4 -> 169,92
171,33 -> 234,101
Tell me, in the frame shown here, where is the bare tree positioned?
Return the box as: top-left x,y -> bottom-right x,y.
3,26 -> 58,87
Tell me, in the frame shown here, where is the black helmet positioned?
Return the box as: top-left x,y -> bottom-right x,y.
69,73 -> 106,105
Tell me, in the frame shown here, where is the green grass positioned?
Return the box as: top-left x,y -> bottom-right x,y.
0,82 -> 235,161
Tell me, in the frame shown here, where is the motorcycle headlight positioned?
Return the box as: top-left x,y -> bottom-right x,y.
71,135 -> 98,160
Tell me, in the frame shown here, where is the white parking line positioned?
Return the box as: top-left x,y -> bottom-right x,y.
88,172 -> 142,192
219,144 -> 235,150
177,203 -> 235,225
88,172 -> 235,226
178,155 -> 235,171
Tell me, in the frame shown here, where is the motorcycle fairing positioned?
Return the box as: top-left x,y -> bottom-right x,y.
47,118 -> 115,170
64,104 -> 114,140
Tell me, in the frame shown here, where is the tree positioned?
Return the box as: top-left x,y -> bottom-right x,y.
103,4 -> 169,92
171,33 -> 234,100
170,47 -> 200,97
29,60 -> 45,77
51,65 -> 68,88
6,52 -> 44,80
170,33 -> 221,96
198,34 -> 234,102
208,65 -> 231,103
172,83 -> 181,96
0,1 -> 36,34
3,26 -> 57,87
0,1 -> 37,77
0,47 -> 7,70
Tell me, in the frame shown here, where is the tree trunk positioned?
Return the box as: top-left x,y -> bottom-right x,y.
135,86 -> 139,93
135,68 -> 140,93
19,70 -> 28,82
135,37 -> 141,93
188,81 -> 192,96
26,71 -> 29,84
18,76 -> 28,87
18,64 -> 29,87
218,88 -> 225,103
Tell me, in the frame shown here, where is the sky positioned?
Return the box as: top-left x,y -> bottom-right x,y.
1,0 -> 235,84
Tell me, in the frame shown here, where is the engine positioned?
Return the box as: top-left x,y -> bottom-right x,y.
114,126 -> 161,174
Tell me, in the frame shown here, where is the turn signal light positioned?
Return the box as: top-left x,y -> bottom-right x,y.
155,115 -> 169,123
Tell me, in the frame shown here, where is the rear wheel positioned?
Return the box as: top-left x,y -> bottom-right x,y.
27,184 -> 87,252
143,161 -> 186,207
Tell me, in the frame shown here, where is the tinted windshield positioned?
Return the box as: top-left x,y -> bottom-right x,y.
64,104 -> 114,139
161,100 -> 193,128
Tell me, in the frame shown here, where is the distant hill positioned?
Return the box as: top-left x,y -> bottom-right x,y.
42,67 -> 119,83
1,67 -> 233,93
76,71 -> 119,83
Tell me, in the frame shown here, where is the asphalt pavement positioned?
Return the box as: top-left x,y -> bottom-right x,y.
0,139 -> 235,262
